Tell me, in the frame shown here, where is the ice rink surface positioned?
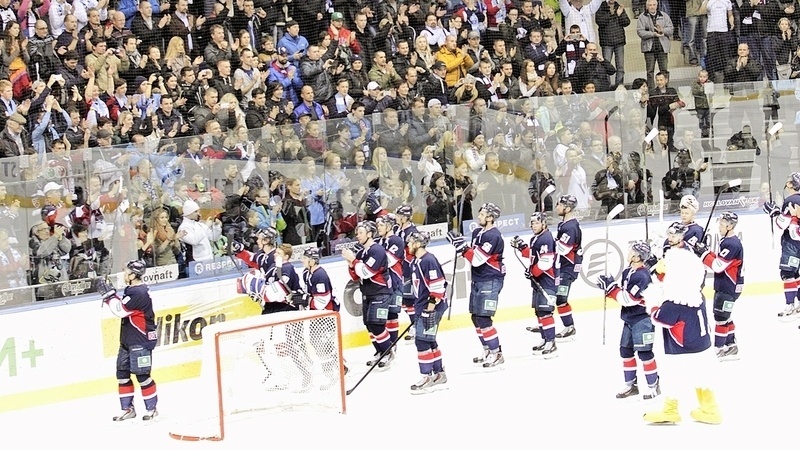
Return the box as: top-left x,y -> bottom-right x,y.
3,292 -> 797,449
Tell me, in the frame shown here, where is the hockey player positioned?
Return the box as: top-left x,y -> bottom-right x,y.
596,241 -> 661,400
763,172 -> 800,320
447,202 -> 506,368
232,227 -> 295,314
298,247 -> 346,387
407,231 -> 449,393
641,226 -> 721,425
342,221 -> 395,369
511,212 -> 558,358
97,260 -> 159,421
376,214 -> 405,343
553,195 -> 582,340
395,204 -> 419,341
276,244 -> 302,292
692,212 -> 744,360
663,195 -> 704,253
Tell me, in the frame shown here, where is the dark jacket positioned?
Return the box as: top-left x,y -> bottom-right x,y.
595,1 -> 631,47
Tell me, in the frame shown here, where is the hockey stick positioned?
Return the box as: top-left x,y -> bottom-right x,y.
346,320 -> 415,395
447,184 -> 474,321
767,122 -> 782,247
642,128 -> 659,241
701,178 -> 742,241
602,204 -> 625,346
540,184 -> 556,215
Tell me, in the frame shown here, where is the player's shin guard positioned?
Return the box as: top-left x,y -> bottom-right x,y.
431,348 -> 443,373
416,349 -> 435,375
137,375 -> 158,412
539,314 -> 556,342
726,321 -> 736,346
640,352 -> 658,388
556,302 -> 574,327
714,321 -> 730,348
118,378 -> 135,410
405,305 -> 416,327
622,356 -> 637,385
783,279 -> 799,306
372,328 -> 392,353
386,313 -> 400,343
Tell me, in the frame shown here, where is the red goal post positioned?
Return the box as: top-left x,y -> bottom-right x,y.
169,310 -> 347,441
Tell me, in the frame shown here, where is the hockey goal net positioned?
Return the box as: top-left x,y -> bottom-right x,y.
169,310 -> 347,441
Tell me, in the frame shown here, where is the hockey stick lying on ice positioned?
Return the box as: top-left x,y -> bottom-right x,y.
602,204 -> 625,346
346,320 -> 415,395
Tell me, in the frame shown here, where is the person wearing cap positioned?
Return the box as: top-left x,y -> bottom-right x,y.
177,198 -> 221,263
344,53 -> 369,100
463,29 -> 487,72
435,34 -> 474,87
423,61 -> 449,105
328,11 -> 362,55
267,47 -> 301,106
277,20 -> 309,67
0,112 -> 31,158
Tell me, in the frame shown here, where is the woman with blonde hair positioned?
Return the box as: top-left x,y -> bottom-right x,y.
219,92 -> 247,130
164,36 -> 203,79
149,208 -> 181,266
414,35 -> 436,71
372,146 -> 395,180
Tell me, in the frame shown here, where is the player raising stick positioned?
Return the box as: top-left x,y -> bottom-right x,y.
447,202 -> 506,368
407,231 -> 449,393
596,242 -> 661,400
342,221 -> 395,369
97,260 -> 159,421
553,195 -> 582,341
376,214 -> 405,344
763,172 -> 800,320
395,204 -> 419,341
511,212 -> 558,358
641,225 -> 721,425
691,212 -> 744,360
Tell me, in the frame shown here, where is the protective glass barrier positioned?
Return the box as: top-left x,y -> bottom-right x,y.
0,79 -> 789,308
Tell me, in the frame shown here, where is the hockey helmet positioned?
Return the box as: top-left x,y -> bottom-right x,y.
679,195 -> 699,213
406,231 -> 431,248
666,221 -> 688,236
125,259 -> 147,277
376,213 -> 397,228
530,212 -> 547,226
356,220 -> 378,238
395,204 -> 414,218
480,202 -> 502,219
719,211 -> 738,227
629,240 -> 652,261
789,172 -> 800,191
628,151 -> 641,165
256,227 -> 279,244
557,194 -> 578,209
303,247 -> 322,263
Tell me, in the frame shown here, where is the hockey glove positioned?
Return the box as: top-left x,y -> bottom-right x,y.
691,241 -> 708,258
95,277 -> 117,302
289,291 -> 310,308
231,240 -> 245,253
643,254 -> 659,270
524,268 -> 533,280
420,310 -> 437,334
510,236 -> 528,251
595,275 -> 617,295
763,200 -> 781,218
365,193 -> 382,215
446,230 -> 462,244
446,231 -> 467,254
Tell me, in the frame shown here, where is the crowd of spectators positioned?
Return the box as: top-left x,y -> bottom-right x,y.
0,0 -> 792,303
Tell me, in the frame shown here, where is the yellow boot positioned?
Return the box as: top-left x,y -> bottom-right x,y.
690,388 -> 722,424
643,397 -> 681,424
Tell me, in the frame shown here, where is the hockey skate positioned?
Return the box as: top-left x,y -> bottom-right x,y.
482,350 -> 505,369
376,349 -> 395,371
112,407 -> 136,422
718,345 -> 740,362
532,340 -> 558,359
777,303 -> 800,322
690,388 -> 722,424
643,377 -> 661,401
431,371 -> 448,388
473,347 -> 490,364
616,381 -> 639,399
643,397 -> 681,424
366,352 -> 382,367
555,325 -> 577,342
410,374 -> 437,394
404,327 -> 416,342
142,409 -> 158,421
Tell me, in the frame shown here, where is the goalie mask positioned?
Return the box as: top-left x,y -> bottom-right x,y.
679,194 -> 699,213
